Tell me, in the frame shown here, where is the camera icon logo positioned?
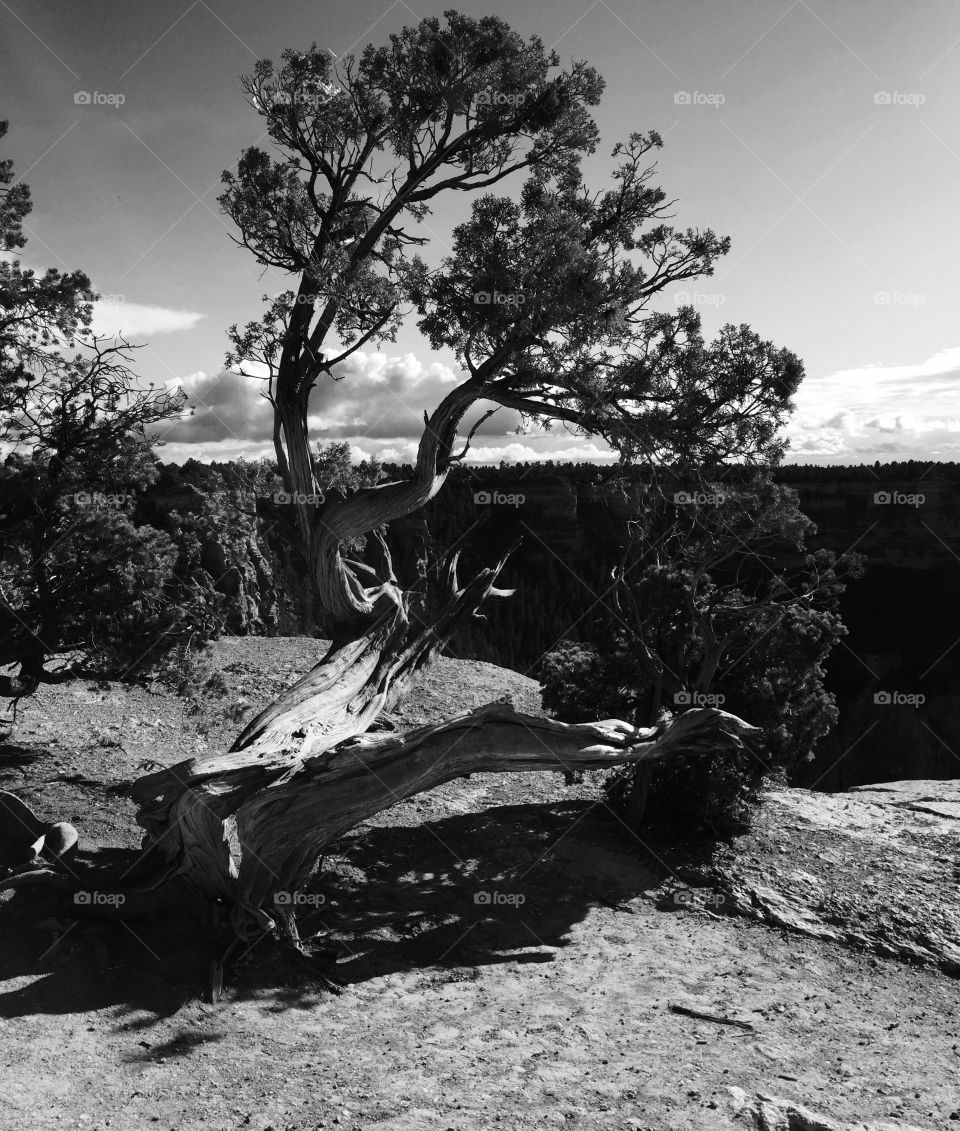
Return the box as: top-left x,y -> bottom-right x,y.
74,91 -> 92,105
874,691 -> 891,705
674,691 -> 692,705
273,891 -> 292,906
473,490 -> 491,505
474,891 -> 492,905
873,491 -> 891,505
674,91 -> 692,105
473,291 -> 492,305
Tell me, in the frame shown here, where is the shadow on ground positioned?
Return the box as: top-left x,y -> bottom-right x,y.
0,741 -> 44,777
0,799 -> 714,1030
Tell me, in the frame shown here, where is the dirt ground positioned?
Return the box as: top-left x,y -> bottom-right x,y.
0,638 -> 957,1130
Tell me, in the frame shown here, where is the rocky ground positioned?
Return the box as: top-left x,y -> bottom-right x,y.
0,637 -> 958,1130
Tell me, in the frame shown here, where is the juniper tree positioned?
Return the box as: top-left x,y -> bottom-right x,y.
14,15 -> 796,956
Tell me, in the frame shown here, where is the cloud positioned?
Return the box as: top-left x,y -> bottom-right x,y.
158,438 -> 275,465
157,369 -> 271,445
90,299 -> 204,338
306,351 -> 487,442
366,439 -> 618,466
785,346 -> 960,462
157,349 -> 622,465
162,350 -> 525,452
157,344 -> 960,467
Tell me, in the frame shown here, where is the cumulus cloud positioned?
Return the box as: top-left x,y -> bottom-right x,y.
785,346 -> 960,462
158,369 -> 272,445
161,350 -> 528,454
367,439 -> 618,466
156,348 -> 621,464
156,344 -> 960,467
90,298 -> 204,338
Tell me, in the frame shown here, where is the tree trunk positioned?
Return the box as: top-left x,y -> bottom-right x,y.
128,541 -> 518,897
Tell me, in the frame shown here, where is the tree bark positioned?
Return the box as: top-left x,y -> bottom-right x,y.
129,540 -> 519,897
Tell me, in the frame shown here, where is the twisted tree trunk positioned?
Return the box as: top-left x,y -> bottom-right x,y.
130,691 -> 756,941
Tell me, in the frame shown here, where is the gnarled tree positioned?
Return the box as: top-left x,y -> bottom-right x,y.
11,13 -> 799,956
1,120 -> 196,691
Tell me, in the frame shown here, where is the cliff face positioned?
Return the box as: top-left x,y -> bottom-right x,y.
788,477 -> 960,569
796,690 -> 960,791
442,472 -> 960,571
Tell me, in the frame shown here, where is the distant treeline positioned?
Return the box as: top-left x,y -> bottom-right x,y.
157,457 -> 960,492
145,460 -> 960,680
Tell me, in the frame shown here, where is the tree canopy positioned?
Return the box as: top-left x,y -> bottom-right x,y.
220,10 -> 802,643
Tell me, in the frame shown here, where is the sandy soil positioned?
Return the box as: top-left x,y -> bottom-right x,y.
0,638 -> 957,1130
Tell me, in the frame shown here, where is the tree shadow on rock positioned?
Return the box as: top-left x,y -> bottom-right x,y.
0,799 -> 720,1030
0,742 -> 45,788
232,799 -> 698,997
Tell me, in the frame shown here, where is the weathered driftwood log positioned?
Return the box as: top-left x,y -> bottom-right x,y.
130,541 -> 518,870
131,701 -> 757,939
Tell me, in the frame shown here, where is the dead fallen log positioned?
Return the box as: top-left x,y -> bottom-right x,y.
129,703 -> 758,939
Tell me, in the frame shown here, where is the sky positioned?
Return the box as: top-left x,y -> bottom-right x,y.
2,0 -> 959,467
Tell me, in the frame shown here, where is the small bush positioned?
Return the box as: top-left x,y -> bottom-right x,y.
605,746 -> 761,840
